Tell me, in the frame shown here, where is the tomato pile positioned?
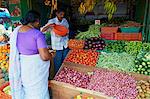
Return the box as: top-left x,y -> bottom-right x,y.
88,69 -> 137,99
54,67 -> 90,89
65,50 -> 99,66
68,39 -> 85,49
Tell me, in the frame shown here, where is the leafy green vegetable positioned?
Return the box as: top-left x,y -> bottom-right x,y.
75,24 -> 106,40
125,41 -> 142,56
104,40 -> 126,53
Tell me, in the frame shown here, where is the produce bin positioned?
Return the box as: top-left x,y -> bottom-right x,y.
101,27 -> 118,34
115,32 -> 142,41
51,62 -> 113,99
51,61 -> 150,99
120,27 -> 141,33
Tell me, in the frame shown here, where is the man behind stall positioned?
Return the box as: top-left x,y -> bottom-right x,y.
42,9 -> 69,74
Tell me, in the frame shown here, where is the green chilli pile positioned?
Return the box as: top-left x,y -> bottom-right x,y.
96,52 -> 136,72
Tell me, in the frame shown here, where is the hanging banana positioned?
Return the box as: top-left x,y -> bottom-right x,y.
78,0 -> 98,15
104,0 -> 117,20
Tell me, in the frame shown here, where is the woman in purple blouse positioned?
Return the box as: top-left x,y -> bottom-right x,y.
9,10 -> 52,99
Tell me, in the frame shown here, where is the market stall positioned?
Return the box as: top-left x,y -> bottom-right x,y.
0,0 -> 149,99
50,22 -> 150,99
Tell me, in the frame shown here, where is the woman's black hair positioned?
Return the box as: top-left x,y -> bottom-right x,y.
20,10 -> 41,25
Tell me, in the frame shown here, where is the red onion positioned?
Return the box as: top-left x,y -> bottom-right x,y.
88,69 -> 138,99
54,67 -> 90,89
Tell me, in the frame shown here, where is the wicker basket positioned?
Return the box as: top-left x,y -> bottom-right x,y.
68,39 -> 85,49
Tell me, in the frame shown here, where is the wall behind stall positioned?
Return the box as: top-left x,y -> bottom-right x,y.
135,0 -> 146,23
20,0 -> 30,17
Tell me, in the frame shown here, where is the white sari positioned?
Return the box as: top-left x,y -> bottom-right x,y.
9,26 -> 50,99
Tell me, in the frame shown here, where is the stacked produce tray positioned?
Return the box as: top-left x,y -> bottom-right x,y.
0,44 -> 11,98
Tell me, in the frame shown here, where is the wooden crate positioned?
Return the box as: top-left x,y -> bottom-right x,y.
51,62 -> 150,99
50,80 -> 113,99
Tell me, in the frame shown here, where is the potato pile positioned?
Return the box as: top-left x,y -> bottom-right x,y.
136,80 -> 150,99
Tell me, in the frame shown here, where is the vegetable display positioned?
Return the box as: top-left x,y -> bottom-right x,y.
136,80 -> 150,99
75,24 -> 106,40
84,37 -> 106,50
104,40 -> 126,53
0,44 -> 9,87
0,44 -> 10,71
96,52 -> 136,72
134,51 -> 150,75
125,41 -> 142,56
68,39 -> 85,49
54,67 -> 90,89
65,50 -> 99,66
88,69 -> 137,99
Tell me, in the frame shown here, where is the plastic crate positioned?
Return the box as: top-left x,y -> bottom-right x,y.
115,32 -> 142,41
101,27 -> 118,33
100,32 -> 116,40
120,27 -> 141,33
0,82 -> 11,99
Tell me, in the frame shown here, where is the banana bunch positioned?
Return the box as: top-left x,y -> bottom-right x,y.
104,0 -> 117,20
78,2 -> 86,14
78,0 -> 97,15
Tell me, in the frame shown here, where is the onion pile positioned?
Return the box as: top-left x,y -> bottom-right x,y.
84,37 -> 106,50
54,67 -> 90,89
65,49 -> 99,66
137,80 -> 150,99
88,69 -> 137,99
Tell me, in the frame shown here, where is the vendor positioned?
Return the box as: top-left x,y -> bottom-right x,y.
42,9 -> 69,75
9,10 -> 52,99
